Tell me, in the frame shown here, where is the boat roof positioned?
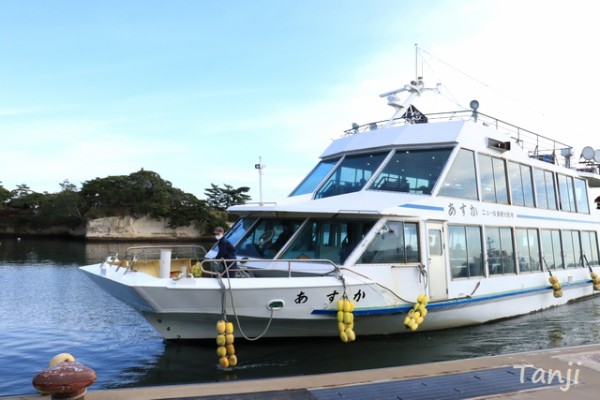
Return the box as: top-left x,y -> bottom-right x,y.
319,119 -> 464,159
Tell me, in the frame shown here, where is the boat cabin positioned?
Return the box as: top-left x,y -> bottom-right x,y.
222,98 -> 600,284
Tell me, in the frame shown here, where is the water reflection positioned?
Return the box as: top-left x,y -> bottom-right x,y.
0,236 -> 87,265
0,236 -> 212,265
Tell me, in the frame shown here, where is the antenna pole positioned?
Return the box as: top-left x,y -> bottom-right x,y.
414,43 -> 418,81
254,156 -> 265,206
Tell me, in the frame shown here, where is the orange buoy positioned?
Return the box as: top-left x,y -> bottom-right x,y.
32,361 -> 96,399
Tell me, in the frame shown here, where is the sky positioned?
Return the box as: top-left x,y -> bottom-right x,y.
2,0 -> 600,202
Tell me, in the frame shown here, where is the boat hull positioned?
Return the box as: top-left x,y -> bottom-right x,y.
142,286 -> 597,340
80,263 -> 599,340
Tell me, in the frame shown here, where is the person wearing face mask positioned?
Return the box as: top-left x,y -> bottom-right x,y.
213,226 -> 237,274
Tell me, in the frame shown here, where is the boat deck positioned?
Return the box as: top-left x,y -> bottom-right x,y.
6,343 -> 600,400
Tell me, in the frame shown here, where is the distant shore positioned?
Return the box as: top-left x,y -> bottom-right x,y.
0,216 -> 209,241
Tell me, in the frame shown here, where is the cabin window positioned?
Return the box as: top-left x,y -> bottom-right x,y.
428,229 -> 443,256
291,158 -> 340,196
487,227 -> 516,275
370,148 -> 452,194
562,230 -> 581,268
581,231 -> 600,266
235,218 -> 303,258
574,178 -> 590,214
439,149 -> 478,200
533,169 -> 557,210
557,174 -> 576,212
515,228 -> 541,273
479,154 -> 509,204
281,219 -> 376,264
541,229 -> 563,269
448,225 -> 483,278
508,162 -> 535,207
559,176 -> 590,214
227,218 -> 258,246
315,152 -> 387,199
358,221 -> 420,264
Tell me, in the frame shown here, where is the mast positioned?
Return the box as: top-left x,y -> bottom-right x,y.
379,76 -> 439,127
377,44 -> 439,127
255,156 -> 265,206
415,43 -> 418,82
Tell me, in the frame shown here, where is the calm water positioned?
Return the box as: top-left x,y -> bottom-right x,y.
2,237 -> 600,396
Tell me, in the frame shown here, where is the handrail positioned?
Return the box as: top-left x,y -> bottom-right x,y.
199,258 -> 339,278
124,245 -> 207,261
343,109 -> 574,168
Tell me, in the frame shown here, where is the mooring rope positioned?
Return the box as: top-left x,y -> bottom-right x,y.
217,261 -> 275,341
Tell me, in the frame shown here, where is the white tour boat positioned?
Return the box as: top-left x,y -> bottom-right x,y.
80,77 -> 600,341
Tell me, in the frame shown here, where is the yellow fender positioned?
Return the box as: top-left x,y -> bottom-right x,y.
49,353 -> 75,367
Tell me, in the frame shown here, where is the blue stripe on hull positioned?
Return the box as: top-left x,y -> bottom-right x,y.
312,279 -> 593,316
400,203 -> 444,211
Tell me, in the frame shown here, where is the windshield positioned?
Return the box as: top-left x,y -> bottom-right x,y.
281,219 -> 376,264
290,158 -> 340,196
370,148 -> 452,194
235,218 -> 304,258
222,217 -> 420,266
315,152 -> 388,199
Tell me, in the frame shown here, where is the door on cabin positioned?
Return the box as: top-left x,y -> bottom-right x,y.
427,222 -> 448,300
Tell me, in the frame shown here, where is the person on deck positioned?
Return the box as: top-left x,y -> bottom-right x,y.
213,226 -> 237,274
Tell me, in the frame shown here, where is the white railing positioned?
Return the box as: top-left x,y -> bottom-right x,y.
199,258 -> 339,278
344,109 -> 574,168
124,245 -> 207,261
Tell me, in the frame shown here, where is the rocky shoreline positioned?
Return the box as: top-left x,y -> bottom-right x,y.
0,216 -> 207,241
86,216 -> 201,240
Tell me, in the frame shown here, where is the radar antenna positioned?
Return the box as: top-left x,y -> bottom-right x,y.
578,145 -> 600,174
379,77 -> 440,127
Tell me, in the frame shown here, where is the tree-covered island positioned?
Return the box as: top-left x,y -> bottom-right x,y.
0,169 -> 250,239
